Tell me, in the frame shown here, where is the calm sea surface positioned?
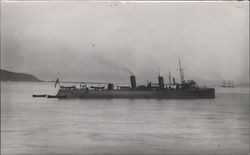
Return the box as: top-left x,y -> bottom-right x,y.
1,82 -> 249,154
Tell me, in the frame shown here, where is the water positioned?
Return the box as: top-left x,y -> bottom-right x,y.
1,82 -> 249,154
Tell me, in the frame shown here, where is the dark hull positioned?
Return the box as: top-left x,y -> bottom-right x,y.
33,94 -> 47,97
220,86 -> 235,88
56,88 -> 215,99
47,95 -> 67,98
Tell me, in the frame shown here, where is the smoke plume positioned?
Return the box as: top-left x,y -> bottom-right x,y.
93,53 -> 134,76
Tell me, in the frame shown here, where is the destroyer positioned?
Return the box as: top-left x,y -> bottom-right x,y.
54,59 -> 215,99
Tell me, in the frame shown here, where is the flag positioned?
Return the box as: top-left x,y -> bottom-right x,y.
54,78 -> 59,88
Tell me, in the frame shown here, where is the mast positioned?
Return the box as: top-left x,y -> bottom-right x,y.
157,67 -> 160,77
178,57 -> 184,83
223,80 -> 226,86
168,67 -> 171,85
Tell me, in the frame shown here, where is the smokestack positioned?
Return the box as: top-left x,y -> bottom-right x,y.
130,76 -> 136,90
107,83 -> 114,90
158,76 -> 164,89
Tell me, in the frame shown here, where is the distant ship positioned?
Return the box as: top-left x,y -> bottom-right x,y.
53,58 -> 215,99
221,80 -> 235,88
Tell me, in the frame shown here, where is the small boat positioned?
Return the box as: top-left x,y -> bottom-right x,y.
32,94 -> 47,97
47,95 -> 67,98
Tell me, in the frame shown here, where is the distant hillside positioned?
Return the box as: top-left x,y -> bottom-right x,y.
0,69 -> 42,82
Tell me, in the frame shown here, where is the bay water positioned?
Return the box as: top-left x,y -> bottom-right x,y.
1,82 -> 249,154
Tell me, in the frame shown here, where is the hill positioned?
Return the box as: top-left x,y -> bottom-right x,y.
0,69 -> 42,82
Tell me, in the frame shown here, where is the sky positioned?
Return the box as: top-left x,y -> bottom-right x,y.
1,1 -> 249,85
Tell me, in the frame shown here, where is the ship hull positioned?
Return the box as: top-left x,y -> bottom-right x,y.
56,88 -> 215,99
220,86 -> 235,88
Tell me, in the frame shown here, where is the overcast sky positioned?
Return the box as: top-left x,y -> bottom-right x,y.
1,1 -> 249,85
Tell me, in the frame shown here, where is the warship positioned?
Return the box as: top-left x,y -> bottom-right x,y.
53,58 -> 215,99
